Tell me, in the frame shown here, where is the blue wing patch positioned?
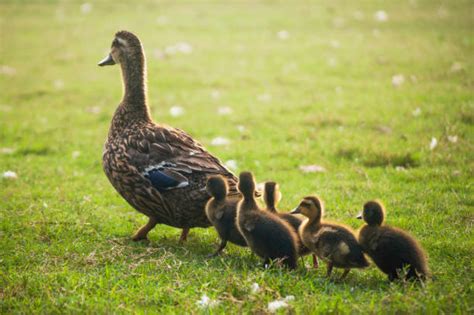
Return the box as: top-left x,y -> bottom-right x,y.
143,163 -> 189,192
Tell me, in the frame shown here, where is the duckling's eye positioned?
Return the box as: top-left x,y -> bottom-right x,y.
112,39 -> 120,47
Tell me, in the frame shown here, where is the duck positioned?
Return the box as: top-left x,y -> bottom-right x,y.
357,200 -> 429,281
291,196 -> 369,279
205,175 -> 247,256
263,182 -> 319,268
98,31 -> 238,242
236,172 -> 298,269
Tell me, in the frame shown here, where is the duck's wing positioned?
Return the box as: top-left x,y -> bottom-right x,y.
127,125 -> 238,192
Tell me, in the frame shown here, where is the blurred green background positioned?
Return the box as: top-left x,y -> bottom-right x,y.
1,1 -> 473,313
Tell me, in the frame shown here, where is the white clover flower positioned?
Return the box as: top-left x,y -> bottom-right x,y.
392,74 -> 405,87
450,62 -> 463,73
211,137 -> 230,146
299,165 -> 326,173
169,106 -> 184,117
250,282 -> 260,294
374,10 -> 388,22
268,300 -> 288,312
447,135 -> 458,143
412,107 -> 422,117
236,125 -> 246,133
176,42 -> 193,54
224,160 -> 238,171
196,294 -> 219,309
211,90 -> 221,100
0,148 -> 15,155
53,79 -> 64,90
80,3 -> 92,14
0,65 -> 17,76
3,171 -> 18,179
257,93 -> 272,102
277,30 -> 289,40
217,106 -> 233,115
429,137 -> 438,150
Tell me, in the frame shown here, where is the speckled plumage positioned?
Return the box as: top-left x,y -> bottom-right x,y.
292,196 -> 369,279
100,31 -> 237,240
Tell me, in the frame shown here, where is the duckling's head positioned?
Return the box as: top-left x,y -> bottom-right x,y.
238,171 -> 256,200
291,196 -> 324,221
206,175 -> 228,201
358,200 -> 385,226
98,31 -> 144,67
263,181 -> 281,212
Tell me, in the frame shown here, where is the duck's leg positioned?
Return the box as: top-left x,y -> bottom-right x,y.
208,240 -> 227,258
326,262 -> 333,277
132,217 -> 158,241
179,228 -> 190,243
312,254 -> 319,269
340,269 -> 350,280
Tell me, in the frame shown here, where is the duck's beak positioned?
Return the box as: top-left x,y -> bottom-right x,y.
356,212 -> 363,219
290,207 -> 301,214
98,54 -> 115,66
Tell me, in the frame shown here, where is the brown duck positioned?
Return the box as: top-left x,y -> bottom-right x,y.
236,172 -> 298,269
263,182 -> 319,268
292,196 -> 369,279
99,31 -> 237,242
357,200 -> 429,281
205,176 -> 247,256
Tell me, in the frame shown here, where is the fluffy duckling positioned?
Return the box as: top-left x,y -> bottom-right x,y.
263,182 -> 318,267
357,201 -> 429,281
236,172 -> 298,269
292,196 -> 369,279
205,176 -> 247,256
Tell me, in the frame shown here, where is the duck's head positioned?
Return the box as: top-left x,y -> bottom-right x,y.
291,196 -> 324,220
98,30 -> 143,67
206,175 -> 228,201
238,171 -> 256,199
263,181 -> 281,211
357,200 -> 385,226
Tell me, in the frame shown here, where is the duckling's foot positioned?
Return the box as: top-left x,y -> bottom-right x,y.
312,255 -> 319,269
339,269 -> 350,280
132,217 -> 158,241
179,228 -> 190,243
326,263 -> 333,277
207,240 -> 227,258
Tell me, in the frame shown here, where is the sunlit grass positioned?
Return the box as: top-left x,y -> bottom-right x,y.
1,0 -> 473,313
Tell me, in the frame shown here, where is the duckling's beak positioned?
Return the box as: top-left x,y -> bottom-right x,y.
98,54 -> 115,66
290,207 -> 301,214
356,212 -> 363,219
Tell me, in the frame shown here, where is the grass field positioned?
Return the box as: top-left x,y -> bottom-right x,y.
1,0 -> 473,313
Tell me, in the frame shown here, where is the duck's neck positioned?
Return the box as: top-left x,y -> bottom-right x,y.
305,212 -> 322,230
242,197 -> 258,210
118,53 -> 151,121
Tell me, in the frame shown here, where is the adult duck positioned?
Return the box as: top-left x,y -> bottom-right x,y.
98,31 -> 237,242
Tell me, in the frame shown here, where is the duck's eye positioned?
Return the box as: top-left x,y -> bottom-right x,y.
112,39 -> 120,46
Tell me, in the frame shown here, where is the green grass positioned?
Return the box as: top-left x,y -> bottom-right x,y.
1,0 -> 473,313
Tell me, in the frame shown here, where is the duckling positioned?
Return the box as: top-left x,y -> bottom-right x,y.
263,182 -> 319,268
236,172 -> 298,269
357,200 -> 429,281
291,196 -> 369,279
205,176 -> 247,256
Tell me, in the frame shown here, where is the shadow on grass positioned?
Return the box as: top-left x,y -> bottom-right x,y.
337,148 -> 421,168
109,235 -> 400,291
